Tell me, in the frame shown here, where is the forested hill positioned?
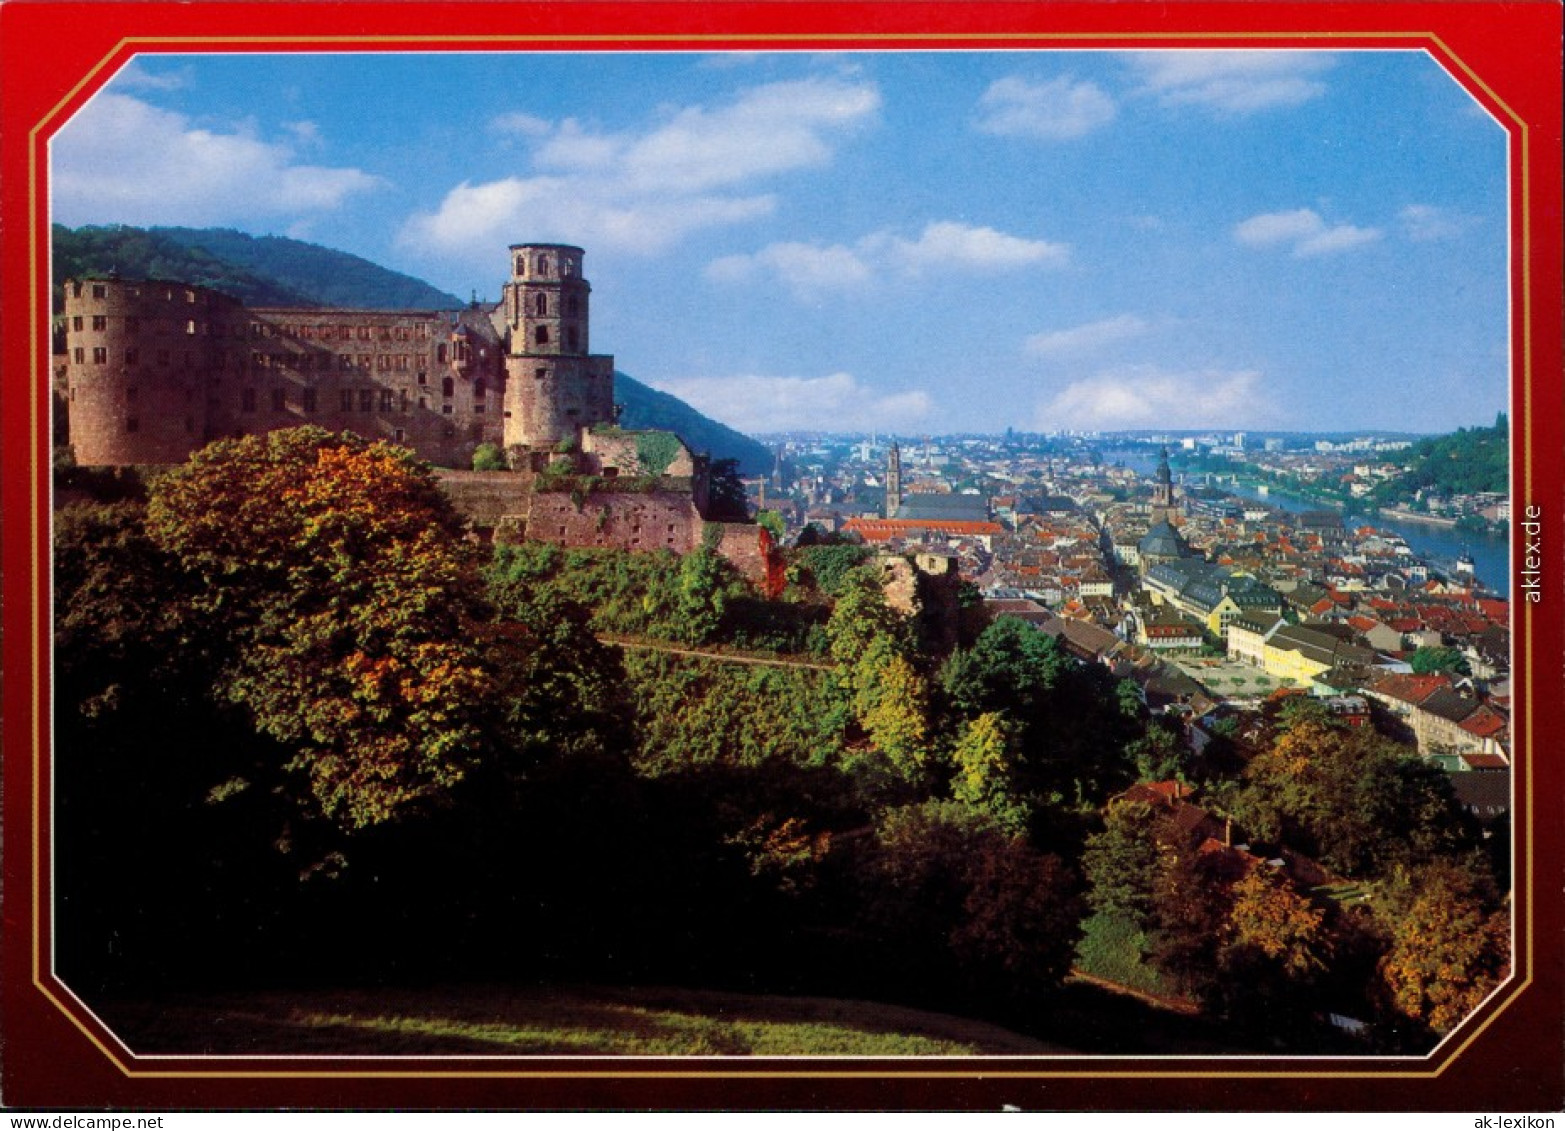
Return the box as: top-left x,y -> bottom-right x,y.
53,225 -> 464,311
1369,416 -> 1509,504
613,371 -> 770,476
52,224 -> 772,474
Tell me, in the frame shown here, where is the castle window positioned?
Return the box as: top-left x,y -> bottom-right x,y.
417,372 -> 427,386
566,295 -> 579,316
566,326 -> 579,350
186,290 -> 197,304
339,326 -> 352,340
339,354 -> 352,370
125,417 -> 139,433
380,389 -> 393,412
359,389 -> 374,412
536,367 -> 548,380
395,355 -> 409,371
340,390 -> 353,412
303,388 -> 317,413
376,355 -> 391,372
92,284 -> 106,299
357,355 -> 371,369
437,344 -> 448,364
516,256 -> 526,275
92,316 -> 106,331
125,349 -> 138,365
537,256 -> 550,274
73,316 -> 83,331
357,327 -> 371,341
72,282 -> 82,298
394,428 -> 406,443
442,404 -> 453,415
242,388 -> 256,412
419,397 -> 428,410
441,377 -> 454,398
73,347 -> 83,363
534,326 -> 549,345
92,347 -> 106,364
400,390 -> 410,412
534,293 -> 548,315
271,389 -> 287,413
251,323 -> 262,338
187,321 -> 197,335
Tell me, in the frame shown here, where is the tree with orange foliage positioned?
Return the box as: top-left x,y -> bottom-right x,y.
1379,862 -> 1510,1036
147,427 -> 494,829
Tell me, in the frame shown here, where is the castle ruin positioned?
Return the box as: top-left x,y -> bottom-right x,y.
57,243 -> 771,574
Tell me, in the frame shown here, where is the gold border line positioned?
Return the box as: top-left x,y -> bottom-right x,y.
26,25 -> 1537,1084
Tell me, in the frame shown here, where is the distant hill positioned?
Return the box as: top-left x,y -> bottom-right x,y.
1368,416 -> 1509,505
53,224 -> 464,311
614,371 -> 770,476
51,223 -> 771,474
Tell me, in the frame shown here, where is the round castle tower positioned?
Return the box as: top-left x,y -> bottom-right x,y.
61,277 -> 245,466
500,243 -> 615,449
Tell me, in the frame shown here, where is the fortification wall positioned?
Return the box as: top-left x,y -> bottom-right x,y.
434,469 -> 534,527
62,277 -> 245,465
525,490 -> 703,553
61,278 -> 508,468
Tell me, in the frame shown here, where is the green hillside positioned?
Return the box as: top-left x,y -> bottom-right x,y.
1368,415 -> 1509,505
51,224 -> 770,473
614,370 -> 771,475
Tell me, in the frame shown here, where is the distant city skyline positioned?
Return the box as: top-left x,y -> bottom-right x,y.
52,49 -> 1508,435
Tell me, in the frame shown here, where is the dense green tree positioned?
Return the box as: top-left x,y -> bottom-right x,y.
1081,800 -> 1161,924
1227,718 -> 1478,878
1408,645 -> 1472,677
857,800 -> 1083,1002
704,457 -> 751,521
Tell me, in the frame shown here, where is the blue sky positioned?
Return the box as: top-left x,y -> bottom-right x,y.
51,50 -> 1508,435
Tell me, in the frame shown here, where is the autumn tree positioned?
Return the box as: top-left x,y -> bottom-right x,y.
145,427 -> 495,829
1378,861 -> 1510,1037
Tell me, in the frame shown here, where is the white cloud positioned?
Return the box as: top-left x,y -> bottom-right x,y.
52,92 -> 381,227
975,76 -> 1117,140
1399,203 -> 1474,242
402,76 -> 878,262
1038,366 -> 1271,430
112,62 -> 190,91
491,111 -> 552,137
1025,314 -> 1151,356
1126,51 -> 1335,113
881,221 -> 1068,272
709,221 -> 1066,297
1234,208 -> 1381,257
707,242 -> 871,294
651,372 -> 933,433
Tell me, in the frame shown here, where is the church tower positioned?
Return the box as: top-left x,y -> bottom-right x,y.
1151,444 -> 1176,523
885,441 -> 903,518
501,243 -> 615,449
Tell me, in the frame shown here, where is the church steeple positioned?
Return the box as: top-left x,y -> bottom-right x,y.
885,441 -> 902,518
1151,445 -> 1176,522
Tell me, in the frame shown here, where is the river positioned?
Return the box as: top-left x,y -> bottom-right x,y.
1104,449 -> 1510,597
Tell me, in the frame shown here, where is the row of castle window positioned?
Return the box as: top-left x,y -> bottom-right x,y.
72,282 -> 208,304
522,292 -> 582,317
233,381 -> 482,415
251,322 -> 434,342
529,324 -> 580,349
516,254 -> 576,277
